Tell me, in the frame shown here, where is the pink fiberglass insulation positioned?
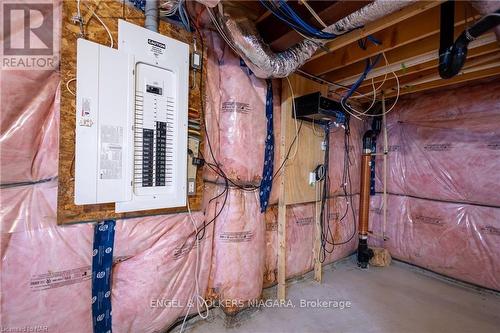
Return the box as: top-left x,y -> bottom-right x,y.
203,30 -> 281,191
1,179 -> 212,332
264,196 -> 359,287
1,181 -> 94,332
374,80 -> 500,206
111,212 -> 213,333
202,31 -> 222,183
0,71 -> 60,185
204,183 -> 265,313
0,0 -> 61,185
369,194 -> 500,291
328,118 -> 365,196
369,79 -> 500,291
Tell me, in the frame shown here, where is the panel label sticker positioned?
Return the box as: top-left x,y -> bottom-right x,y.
100,125 -> 123,179
147,38 -> 166,58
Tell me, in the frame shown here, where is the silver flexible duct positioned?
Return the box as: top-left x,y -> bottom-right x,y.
210,0 -> 415,78
145,0 -> 159,32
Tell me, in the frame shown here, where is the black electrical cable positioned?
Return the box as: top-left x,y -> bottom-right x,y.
318,118 -> 358,263
186,11 -> 230,240
188,9 -> 306,239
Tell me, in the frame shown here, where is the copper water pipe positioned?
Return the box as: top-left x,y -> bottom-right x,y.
359,152 -> 372,237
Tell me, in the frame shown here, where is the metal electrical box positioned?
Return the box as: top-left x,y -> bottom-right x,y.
74,21 -> 189,213
115,20 -> 189,213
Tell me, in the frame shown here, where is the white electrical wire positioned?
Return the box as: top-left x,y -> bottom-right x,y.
66,78 -> 76,96
311,119 -> 325,137
179,202 -> 210,333
300,0 -> 328,28
77,0 -> 82,18
159,0 -> 180,17
340,52 -> 390,117
285,76 -> 300,161
83,2 -> 114,48
76,0 -> 85,37
206,7 -> 241,57
341,52 -> 400,118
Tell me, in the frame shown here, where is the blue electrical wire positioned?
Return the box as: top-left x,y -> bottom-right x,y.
259,0 -> 313,37
342,36 -> 382,105
259,0 -> 337,40
277,0 -> 336,39
178,1 -> 191,32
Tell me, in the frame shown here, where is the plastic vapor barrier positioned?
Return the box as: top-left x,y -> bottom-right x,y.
0,66 -> 60,185
375,80 -> 500,206
264,196 -> 359,287
3,2 -> 499,331
372,80 -> 500,291
1,3 -> 213,331
203,31 -> 281,189
329,118 -> 365,196
369,194 -> 500,290
204,183 -> 265,313
0,180 -> 212,332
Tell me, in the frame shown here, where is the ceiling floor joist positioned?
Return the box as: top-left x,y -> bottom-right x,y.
302,2 -> 477,76
307,0 -> 443,62
383,66 -> 500,98
326,32 -> 497,86
355,49 -> 500,95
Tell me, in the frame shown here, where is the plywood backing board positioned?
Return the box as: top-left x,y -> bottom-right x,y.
58,0 -> 204,224
281,74 -> 327,206
278,74 -> 328,300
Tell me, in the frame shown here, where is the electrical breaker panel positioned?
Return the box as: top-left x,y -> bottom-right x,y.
133,63 -> 176,195
74,21 -> 189,213
74,39 -> 133,205
115,20 -> 189,213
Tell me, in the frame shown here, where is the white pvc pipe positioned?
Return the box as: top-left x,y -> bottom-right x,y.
145,0 -> 158,32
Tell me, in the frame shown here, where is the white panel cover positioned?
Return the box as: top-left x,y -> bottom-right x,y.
74,39 -> 133,204
115,20 -> 189,212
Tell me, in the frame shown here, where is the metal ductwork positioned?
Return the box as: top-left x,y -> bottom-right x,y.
208,0 -> 416,79
439,1 -> 500,79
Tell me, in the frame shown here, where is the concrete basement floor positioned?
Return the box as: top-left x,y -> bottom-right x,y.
181,258 -> 500,333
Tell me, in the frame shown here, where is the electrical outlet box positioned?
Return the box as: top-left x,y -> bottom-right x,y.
187,136 -> 200,195
309,172 -> 316,186
191,51 -> 201,70
74,39 -> 133,205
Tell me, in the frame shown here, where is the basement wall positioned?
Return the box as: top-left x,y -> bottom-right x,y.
202,30 -> 359,313
3,4 -> 498,332
0,3 -> 209,332
369,79 -> 500,290
0,6 -> 357,332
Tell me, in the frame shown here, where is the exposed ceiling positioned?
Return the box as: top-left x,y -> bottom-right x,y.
238,0 -> 500,100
